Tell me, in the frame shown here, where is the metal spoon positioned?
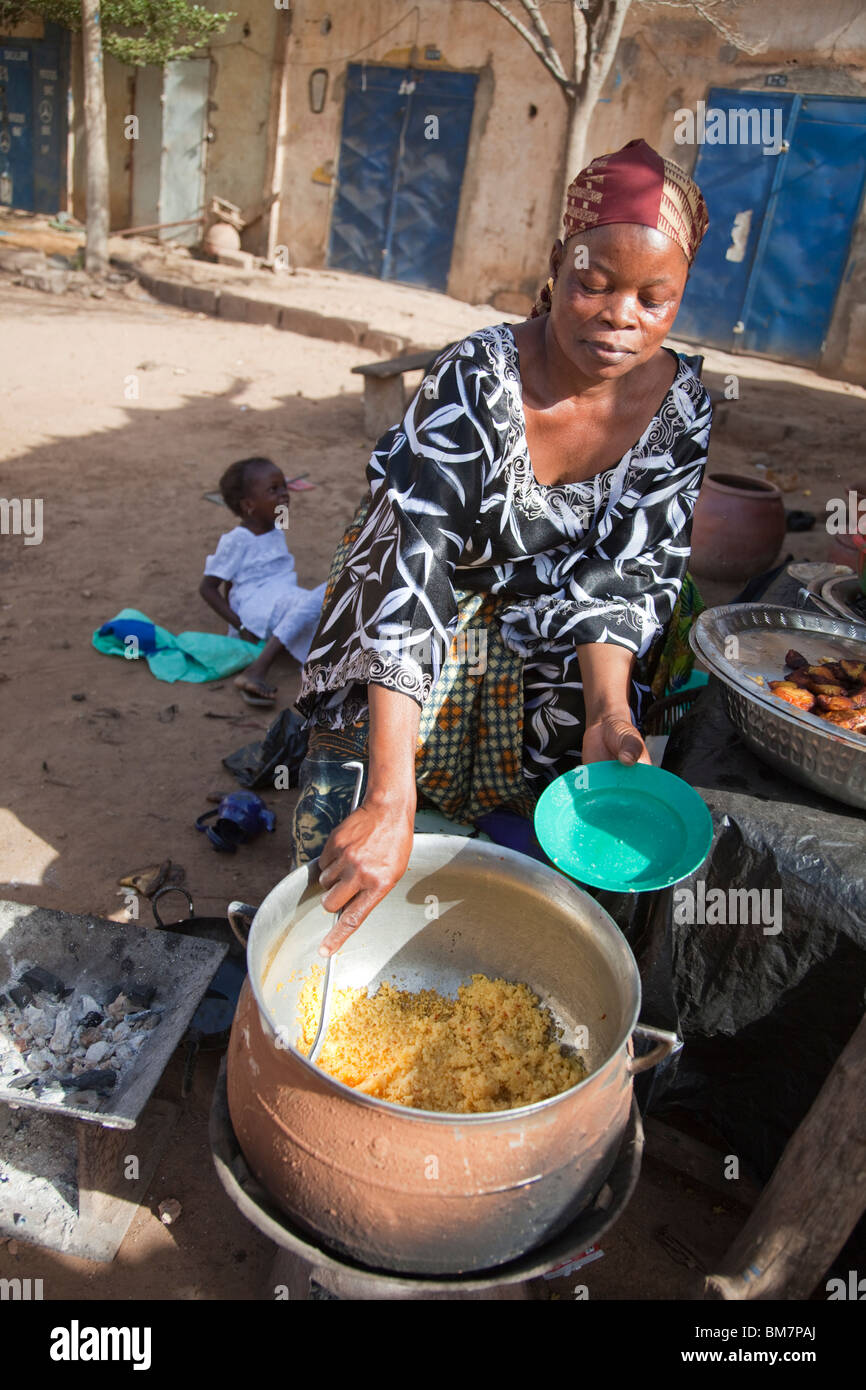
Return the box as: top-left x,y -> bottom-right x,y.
308,760 -> 365,1065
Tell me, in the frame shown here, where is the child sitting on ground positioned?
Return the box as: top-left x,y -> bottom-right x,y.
200,456 -> 325,706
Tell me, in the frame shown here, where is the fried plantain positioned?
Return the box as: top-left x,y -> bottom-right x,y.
807,682 -> 848,697
803,664 -> 836,682
823,708 -> 866,731
769,681 -> 815,710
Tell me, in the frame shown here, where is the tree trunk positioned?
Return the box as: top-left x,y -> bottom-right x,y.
561,95 -> 594,208
81,0 -> 110,275
560,0 -> 635,216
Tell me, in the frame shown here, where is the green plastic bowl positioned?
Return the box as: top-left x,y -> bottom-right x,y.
533,761 -> 714,893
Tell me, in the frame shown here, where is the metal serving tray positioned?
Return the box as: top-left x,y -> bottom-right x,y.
813,575 -> 866,630
690,605 -> 866,810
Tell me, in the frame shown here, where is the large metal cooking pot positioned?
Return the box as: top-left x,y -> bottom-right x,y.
225,835 -> 676,1276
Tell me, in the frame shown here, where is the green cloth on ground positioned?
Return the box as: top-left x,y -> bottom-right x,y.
92,607 -> 264,684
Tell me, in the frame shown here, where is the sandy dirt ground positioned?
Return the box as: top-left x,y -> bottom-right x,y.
1,269 -> 864,1301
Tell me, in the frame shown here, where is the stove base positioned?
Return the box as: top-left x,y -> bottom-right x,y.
210,1059 -> 643,1298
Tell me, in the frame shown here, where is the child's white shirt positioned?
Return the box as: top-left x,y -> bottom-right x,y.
204,526 -> 324,660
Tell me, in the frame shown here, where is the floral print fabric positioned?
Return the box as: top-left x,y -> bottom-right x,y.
297,323 -> 711,796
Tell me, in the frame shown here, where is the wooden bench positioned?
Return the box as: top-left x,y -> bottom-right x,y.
351,344 -> 456,440
352,347 -> 707,441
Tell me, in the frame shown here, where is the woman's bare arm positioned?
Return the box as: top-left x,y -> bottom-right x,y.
317,683 -> 420,954
576,642 -> 650,765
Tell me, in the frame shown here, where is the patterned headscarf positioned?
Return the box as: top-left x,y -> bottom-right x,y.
532,138 -> 708,316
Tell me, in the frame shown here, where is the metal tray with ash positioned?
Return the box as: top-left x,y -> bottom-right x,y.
0,900 -> 226,1260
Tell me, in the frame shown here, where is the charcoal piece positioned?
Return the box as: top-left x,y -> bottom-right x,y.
80,1011 -> 103,1029
68,1068 -> 116,1093
20,966 -> 67,998
127,1009 -> 161,1028
9,983 -> 33,1008
126,982 -> 156,1010
8,1073 -> 40,1090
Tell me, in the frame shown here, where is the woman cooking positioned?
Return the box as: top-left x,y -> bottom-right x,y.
295,139 -> 711,955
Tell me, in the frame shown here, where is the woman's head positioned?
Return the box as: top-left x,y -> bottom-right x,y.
219,457 -> 290,524
533,139 -> 708,379
547,223 -> 689,377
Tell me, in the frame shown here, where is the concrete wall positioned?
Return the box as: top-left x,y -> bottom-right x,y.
202,0 -> 284,254
599,1 -> 866,382
274,0 -> 866,379
0,16 -> 43,38
276,0 -> 576,309
71,0 -> 282,245
70,50 -> 137,229
15,1 -> 866,380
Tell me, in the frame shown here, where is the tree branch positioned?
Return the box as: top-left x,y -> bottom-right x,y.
519,0 -> 569,81
571,0 -> 588,85
588,0 -> 634,86
635,0 -> 767,57
481,0 -> 573,89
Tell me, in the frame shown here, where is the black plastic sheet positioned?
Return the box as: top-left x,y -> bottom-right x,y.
608,569 -> 866,1190
222,708 -> 309,791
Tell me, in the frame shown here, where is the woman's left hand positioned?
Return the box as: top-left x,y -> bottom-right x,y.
581,710 -> 651,767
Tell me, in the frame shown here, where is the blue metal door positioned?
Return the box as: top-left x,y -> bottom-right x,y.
384,68 -> 477,290
329,64 -> 477,292
674,91 -> 795,350
0,41 -> 34,210
0,27 -> 67,214
675,90 -> 866,367
328,65 -> 405,279
742,96 -> 866,362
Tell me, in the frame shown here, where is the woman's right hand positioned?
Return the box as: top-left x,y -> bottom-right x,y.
316,795 -> 415,955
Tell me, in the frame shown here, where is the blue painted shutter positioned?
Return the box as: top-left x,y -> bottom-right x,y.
742,95 -> 866,363
384,69 -> 477,291
328,65 -> 405,279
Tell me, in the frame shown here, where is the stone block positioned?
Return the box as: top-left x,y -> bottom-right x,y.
19,266 -> 69,294
360,329 -> 408,356
243,296 -> 281,327
216,249 -> 255,271
150,277 -> 185,308
277,305 -> 365,344
182,283 -> 220,315
0,246 -> 46,273
218,289 -> 251,322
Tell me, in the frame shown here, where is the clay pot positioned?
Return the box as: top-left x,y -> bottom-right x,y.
690,472 -> 786,583
203,220 -> 241,257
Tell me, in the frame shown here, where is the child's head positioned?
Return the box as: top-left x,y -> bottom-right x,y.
219,457 -> 290,528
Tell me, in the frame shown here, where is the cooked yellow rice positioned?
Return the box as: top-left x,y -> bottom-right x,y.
295,968 -> 586,1114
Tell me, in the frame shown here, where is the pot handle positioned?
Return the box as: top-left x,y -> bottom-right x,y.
227,901 -> 257,949
628,1023 -> 682,1075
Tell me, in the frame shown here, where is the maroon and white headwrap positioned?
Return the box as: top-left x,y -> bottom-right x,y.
533,139 -> 708,316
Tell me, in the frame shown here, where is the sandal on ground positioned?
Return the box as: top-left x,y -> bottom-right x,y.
234,674 -> 277,706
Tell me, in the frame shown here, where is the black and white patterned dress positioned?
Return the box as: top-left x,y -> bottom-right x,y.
298,323 -> 711,795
